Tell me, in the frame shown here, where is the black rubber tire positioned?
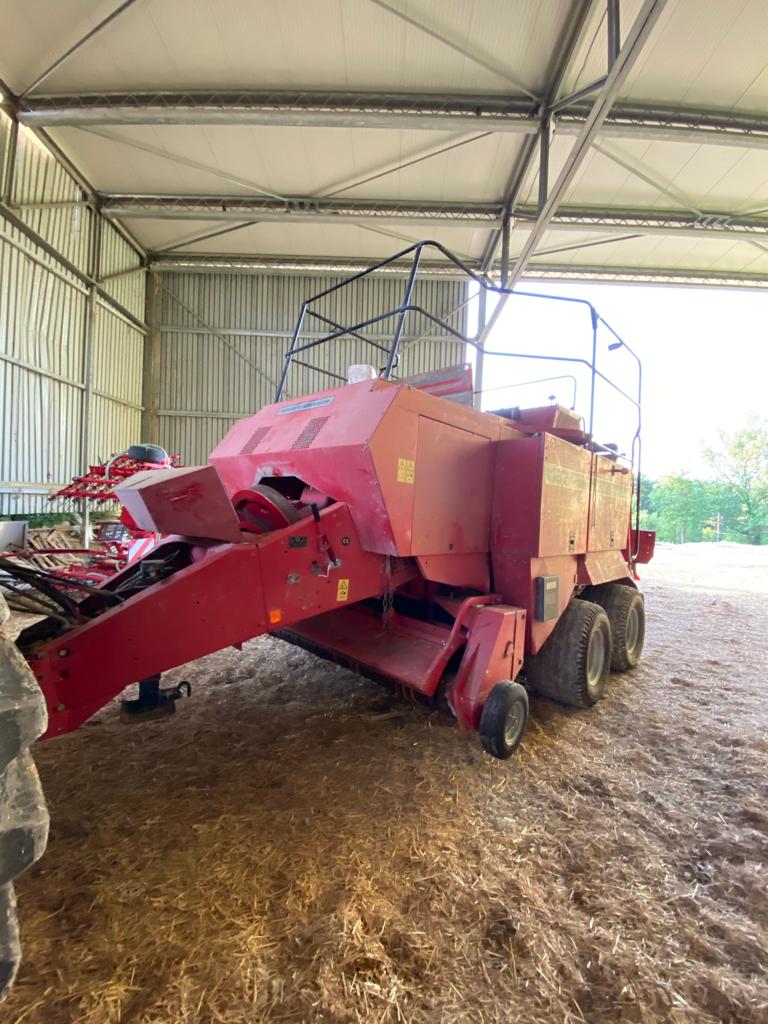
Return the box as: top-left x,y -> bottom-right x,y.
526,599 -> 612,708
479,681 -> 529,760
0,596 -> 49,1002
580,583 -> 645,672
127,443 -> 167,465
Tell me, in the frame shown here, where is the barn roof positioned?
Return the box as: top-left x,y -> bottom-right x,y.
2,0 -> 767,285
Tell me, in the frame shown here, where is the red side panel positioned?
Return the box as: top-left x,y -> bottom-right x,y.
491,434 -> 591,560
415,553 -> 490,592
587,454 -> 633,552
114,465 -> 243,542
578,550 -> 634,587
410,418 -> 493,555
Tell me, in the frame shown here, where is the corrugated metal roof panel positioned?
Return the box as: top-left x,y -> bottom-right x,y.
561,0 -> 768,110
137,221 -> 487,264
47,124 -> 527,206
1,1 -> 568,95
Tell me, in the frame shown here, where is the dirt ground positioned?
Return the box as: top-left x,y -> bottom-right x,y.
5,543 -> 768,1024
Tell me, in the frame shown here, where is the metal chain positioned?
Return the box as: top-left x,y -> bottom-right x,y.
382,556 -> 394,630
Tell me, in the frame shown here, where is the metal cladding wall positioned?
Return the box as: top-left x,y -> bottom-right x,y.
150,270 -> 468,465
0,113 -> 146,514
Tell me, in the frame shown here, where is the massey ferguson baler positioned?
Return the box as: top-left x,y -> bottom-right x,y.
0,241 -> 653,994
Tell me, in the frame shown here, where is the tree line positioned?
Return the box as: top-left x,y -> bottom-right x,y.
639,419 -> 768,545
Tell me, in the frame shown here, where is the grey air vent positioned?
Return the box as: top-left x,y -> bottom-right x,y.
239,426 -> 271,454
291,416 -> 330,450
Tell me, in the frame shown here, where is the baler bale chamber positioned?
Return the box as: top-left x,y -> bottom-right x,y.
0,241 -> 654,993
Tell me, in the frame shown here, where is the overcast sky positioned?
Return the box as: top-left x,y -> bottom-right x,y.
476,281 -> 768,480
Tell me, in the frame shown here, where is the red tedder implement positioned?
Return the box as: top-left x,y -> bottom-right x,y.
1,242 -> 654,990
1,446 -> 182,587
11,241 -> 655,753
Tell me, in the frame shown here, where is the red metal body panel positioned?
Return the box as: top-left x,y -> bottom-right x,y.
32,503 -> 415,736
491,433 -> 636,653
115,465 -> 243,542
285,597 -> 525,732
630,528 -> 656,564
451,605 -> 526,728
588,456 -> 633,552
20,373 -> 652,745
210,378 -> 521,558
411,418 -> 492,554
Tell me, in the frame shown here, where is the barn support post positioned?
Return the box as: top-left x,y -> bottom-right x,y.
79,210 -> 102,549
142,270 -> 162,444
473,286 -> 487,410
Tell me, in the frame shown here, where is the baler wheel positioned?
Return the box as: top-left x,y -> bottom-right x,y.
0,595 -> 49,1001
526,600 -> 611,708
580,584 -> 645,672
479,681 -> 529,760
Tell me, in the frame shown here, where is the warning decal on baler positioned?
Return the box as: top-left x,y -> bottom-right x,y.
397,458 -> 415,484
336,579 -> 350,601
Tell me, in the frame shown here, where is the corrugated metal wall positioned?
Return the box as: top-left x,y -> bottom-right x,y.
151,270 -> 468,464
0,113 -> 146,514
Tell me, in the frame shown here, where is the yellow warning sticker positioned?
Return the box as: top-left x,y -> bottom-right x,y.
336,578 -> 350,601
397,457 -> 415,484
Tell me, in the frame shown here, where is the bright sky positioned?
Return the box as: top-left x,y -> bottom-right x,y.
476,281 -> 768,480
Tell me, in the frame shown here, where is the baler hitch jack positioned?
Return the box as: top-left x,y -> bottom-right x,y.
120,676 -> 192,723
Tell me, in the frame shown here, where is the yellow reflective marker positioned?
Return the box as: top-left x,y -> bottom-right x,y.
336,578 -> 350,601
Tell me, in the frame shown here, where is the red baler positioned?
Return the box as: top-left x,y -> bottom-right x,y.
12,243 -> 654,760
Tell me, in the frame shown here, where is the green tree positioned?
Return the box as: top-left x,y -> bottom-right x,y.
704,419 -> 768,544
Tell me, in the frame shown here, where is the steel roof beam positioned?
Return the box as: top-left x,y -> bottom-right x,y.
146,251 -> 768,288
100,195 -> 768,241
526,263 -> 768,288
558,104 -> 768,149
18,92 -> 768,148
101,196 -> 503,226
516,206 -> 768,241
18,92 -> 540,133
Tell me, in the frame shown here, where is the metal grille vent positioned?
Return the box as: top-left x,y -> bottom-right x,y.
240,426 -> 272,453
291,416 -> 330,450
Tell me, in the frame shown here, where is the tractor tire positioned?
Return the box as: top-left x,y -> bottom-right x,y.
526,599 -> 611,708
0,595 -> 49,1001
479,681 -> 529,760
580,583 -> 645,672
